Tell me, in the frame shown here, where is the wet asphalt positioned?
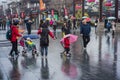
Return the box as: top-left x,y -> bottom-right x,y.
0,25 -> 120,80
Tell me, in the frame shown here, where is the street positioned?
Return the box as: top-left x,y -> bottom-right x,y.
0,26 -> 120,80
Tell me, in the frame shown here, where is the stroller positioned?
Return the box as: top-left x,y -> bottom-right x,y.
19,37 -> 38,57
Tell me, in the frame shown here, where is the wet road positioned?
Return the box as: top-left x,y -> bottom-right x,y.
0,27 -> 120,80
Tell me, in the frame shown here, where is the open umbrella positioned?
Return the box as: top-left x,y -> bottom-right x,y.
46,18 -> 51,20
82,16 -> 88,19
60,34 -> 78,44
107,17 -> 116,20
23,34 -> 39,39
85,17 -> 91,22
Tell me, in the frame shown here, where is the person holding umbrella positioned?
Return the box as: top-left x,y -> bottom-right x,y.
60,34 -> 78,57
80,19 -> 91,50
61,36 -> 70,57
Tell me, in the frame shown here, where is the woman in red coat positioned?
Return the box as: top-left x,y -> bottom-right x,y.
9,20 -> 22,58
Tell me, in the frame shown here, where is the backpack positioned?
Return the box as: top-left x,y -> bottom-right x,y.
6,29 -> 12,40
40,28 -> 49,45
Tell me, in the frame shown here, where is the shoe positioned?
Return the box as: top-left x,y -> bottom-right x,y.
8,55 -> 13,59
66,54 -> 70,57
83,47 -> 86,50
14,55 -> 19,59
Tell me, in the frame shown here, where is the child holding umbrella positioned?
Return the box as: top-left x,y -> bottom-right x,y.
60,36 -> 71,57
60,34 -> 78,57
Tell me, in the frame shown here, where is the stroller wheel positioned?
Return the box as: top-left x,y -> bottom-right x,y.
22,51 -> 27,56
36,53 -> 39,56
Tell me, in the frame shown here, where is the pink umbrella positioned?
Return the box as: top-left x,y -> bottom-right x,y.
71,16 -> 76,19
60,34 -> 78,44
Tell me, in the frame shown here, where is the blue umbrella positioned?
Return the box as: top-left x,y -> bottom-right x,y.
23,34 -> 39,39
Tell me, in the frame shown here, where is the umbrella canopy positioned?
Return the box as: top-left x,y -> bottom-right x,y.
85,17 -> 91,22
107,17 -> 116,20
46,18 -> 51,20
23,34 -> 39,39
60,34 -> 78,44
82,16 -> 88,19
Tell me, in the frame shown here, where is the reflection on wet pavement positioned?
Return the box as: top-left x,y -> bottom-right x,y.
0,28 -> 120,80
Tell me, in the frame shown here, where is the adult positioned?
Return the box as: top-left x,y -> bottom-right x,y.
9,19 -> 22,58
39,19 -> 44,29
2,19 -> 6,30
53,18 -> 57,38
94,18 -> 98,31
37,24 -> 55,58
111,20 -> 116,36
61,22 -> 71,36
80,19 -> 91,50
24,16 -> 34,34
106,21 -> 112,33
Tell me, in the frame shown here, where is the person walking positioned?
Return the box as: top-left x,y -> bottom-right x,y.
106,21 -> 112,33
94,18 -> 98,32
61,22 -> 71,37
60,36 -> 71,57
9,19 -> 22,58
24,17 -> 34,35
111,20 -> 116,36
37,23 -> 55,58
39,19 -> 44,29
80,19 -> 91,50
53,18 -> 57,38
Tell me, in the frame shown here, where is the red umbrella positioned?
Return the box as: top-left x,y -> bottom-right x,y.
87,0 -> 95,3
104,2 -> 112,7
75,5 -> 82,10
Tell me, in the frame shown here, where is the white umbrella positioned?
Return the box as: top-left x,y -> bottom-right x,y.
82,16 -> 88,19
107,17 -> 116,20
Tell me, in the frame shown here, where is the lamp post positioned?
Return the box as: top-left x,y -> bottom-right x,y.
115,0 -> 118,22
99,0 -> 103,22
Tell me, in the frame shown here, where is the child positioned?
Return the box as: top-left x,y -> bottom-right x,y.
61,36 -> 71,57
25,37 -> 37,52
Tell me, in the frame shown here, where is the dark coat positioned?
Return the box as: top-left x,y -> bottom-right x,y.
80,23 -> 91,36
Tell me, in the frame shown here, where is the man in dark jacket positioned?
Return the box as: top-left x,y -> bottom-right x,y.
24,17 -> 34,34
80,19 -> 91,50
9,20 -> 22,58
